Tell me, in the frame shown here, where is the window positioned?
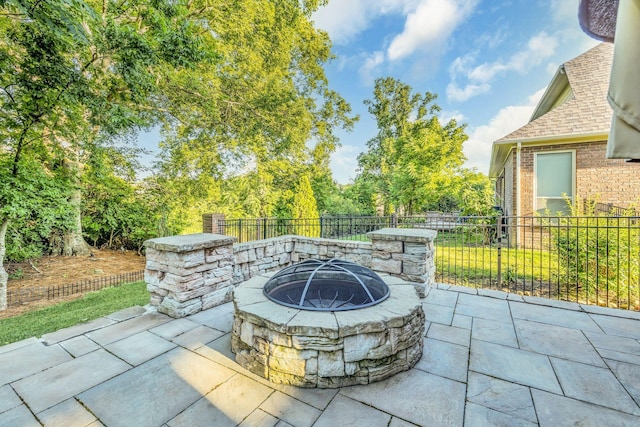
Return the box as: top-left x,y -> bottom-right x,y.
534,151 -> 575,215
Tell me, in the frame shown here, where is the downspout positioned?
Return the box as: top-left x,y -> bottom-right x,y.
516,142 -> 522,246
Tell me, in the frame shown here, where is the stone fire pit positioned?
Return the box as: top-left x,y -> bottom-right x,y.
231,271 -> 425,388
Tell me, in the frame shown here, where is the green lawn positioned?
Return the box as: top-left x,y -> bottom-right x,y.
0,281 -> 149,346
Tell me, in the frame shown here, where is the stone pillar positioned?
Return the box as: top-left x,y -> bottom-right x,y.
202,213 -> 226,234
144,233 -> 236,318
367,228 -> 437,298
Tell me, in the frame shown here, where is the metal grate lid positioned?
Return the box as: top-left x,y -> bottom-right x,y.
263,259 -> 390,311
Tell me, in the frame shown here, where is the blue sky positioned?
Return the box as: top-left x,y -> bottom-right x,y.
312,0 -> 601,183
138,0 -> 601,183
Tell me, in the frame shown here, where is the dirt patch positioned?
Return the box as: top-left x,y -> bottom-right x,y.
2,249 -> 146,319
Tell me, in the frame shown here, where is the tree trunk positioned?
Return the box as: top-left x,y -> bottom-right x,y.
58,150 -> 91,256
62,187 -> 91,256
0,217 -> 9,311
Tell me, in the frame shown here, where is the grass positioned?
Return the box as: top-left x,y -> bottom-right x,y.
0,281 -> 149,346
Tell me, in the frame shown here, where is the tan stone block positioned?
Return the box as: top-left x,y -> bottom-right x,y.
201,286 -> 233,310
317,371 -> 368,388
291,335 -> 343,352
318,350 -> 345,377
371,257 -> 402,274
343,332 -> 387,362
240,320 -> 254,346
269,354 -> 307,377
373,240 -> 403,253
158,297 -> 202,318
267,370 -> 317,388
171,286 -> 213,302
159,272 -> 204,292
367,356 -> 408,383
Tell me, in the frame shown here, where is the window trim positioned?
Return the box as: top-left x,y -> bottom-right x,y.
533,149 -> 576,215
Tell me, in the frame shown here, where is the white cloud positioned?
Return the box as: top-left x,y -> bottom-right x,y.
359,51 -> 386,85
387,0 -> 478,60
330,145 -> 360,184
439,110 -> 465,124
447,31 -> 558,102
313,0 -> 419,45
463,88 -> 545,173
550,0 -> 579,25
446,82 -> 490,102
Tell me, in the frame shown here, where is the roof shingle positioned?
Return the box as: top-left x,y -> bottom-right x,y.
496,43 -> 613,143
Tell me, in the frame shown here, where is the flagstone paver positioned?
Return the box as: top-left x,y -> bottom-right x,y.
415,338 -> 468,382
13,349 -> 130,413
313,394 -> 391,427
550,357 -> 640,415
259,391 -> 321,427
455,293 -> 511,322
466,372 -> 537,424
514,319 -> 606,366
605,359 -> 640,405
170,324 -> 225,350
148,318 -> 201,340
0,337 -> 38,355
59,335 -> 101,357
237,409 -> 279,427
1,405 -> 40,427
452,313 -> 472,329
3,286 -> 640,426
389,417 -> 419,427
340,369 -> 466,426
41,317 -> 115,345
532,389 -> 640,427
0,341 -> 72,385
78,347 -> 236,427
0,384 -> 21,414
590,314 -> 640,340
464,402 -> 537,427
86,312 -> 170,345
584,330 -> 640,355
168,373 -> 273,427
422,302 -> 454,325
471,317 -> 518,347
105,331 -> 176,366
470,340 -> 561,393
424,288 -> 459,307
36,398 -> 97,427
426,323 -> 470,346
187,302 -> 235,332
509,301 -> 601,332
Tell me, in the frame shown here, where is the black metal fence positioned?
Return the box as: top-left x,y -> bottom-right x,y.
7,271 -> 145,307
218,214 -> 640,310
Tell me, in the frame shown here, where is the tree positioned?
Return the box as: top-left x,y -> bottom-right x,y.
0,0 -> 211,309
357,77 -> 469,214
292,175 -> 320,237
155,0 -> 356,231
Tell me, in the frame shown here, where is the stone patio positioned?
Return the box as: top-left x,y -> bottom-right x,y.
2,282 -> 640,426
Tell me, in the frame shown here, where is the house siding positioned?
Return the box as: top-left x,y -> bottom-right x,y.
518,141 -> 640,215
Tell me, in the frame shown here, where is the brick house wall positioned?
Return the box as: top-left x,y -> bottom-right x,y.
517,141 -> 640,216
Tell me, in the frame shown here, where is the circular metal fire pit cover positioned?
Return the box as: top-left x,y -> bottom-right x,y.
263,259 -> 390,311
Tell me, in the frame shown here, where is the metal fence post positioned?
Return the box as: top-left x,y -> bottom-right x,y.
496,211 -> 503,288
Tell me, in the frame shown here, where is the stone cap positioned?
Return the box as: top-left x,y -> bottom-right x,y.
367,228 -> 437,243
144,233 -> 236,252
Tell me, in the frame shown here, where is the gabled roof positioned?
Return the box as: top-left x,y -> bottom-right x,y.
489,43 -> 613,177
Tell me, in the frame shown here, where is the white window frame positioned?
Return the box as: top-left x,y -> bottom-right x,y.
533,150 -> 576,215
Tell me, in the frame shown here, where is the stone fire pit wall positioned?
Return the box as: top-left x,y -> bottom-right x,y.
144,228 -> 436,318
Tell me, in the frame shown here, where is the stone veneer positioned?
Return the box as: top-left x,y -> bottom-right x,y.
144,234 -> 236,318
144,228 -> 436,318
231,273 -> 425,388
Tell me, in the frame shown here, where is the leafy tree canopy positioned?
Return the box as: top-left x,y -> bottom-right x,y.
356,77 -> 491,215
